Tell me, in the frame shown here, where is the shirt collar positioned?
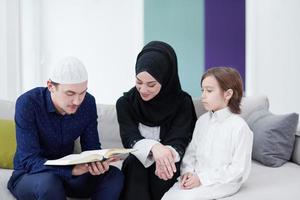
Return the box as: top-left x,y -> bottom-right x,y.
46,89 -> 56,113
209,107 -> 232,122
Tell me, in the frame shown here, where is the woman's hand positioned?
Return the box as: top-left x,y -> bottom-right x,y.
151,143 -> 177,179
155,162 -> 168,180
180,172 -> 201,189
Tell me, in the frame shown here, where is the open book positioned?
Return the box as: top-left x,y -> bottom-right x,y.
44,148 -> 135,166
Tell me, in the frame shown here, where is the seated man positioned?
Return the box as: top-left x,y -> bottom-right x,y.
7,57 -> 124,200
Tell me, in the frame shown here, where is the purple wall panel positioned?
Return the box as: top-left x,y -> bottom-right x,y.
205,0 -> 245,87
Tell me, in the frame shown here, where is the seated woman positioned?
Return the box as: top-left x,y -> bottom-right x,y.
116,41 -> 197,200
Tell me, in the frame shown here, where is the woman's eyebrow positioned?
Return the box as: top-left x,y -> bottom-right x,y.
136,77 -> 157,84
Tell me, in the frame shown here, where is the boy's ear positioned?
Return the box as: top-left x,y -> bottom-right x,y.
224,89 -> 233,100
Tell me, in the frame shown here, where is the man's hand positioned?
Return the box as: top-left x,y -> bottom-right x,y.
72,163 -> 89,176
151,143 -> 177,180
72,158 -> 116,176
180,172 -> 201,189
87,161 -> 109,175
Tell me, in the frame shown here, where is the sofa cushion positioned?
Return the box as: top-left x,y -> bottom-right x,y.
0,169 -> 14,199
223,161 -> 300,200
0,100 -> 15,120
292,135 -> 300,165
246,109 -> 299,167
192,98 -> 206,118
74,104 -> 123,153
193,95 -> 270,120
0,119 -> 16,169
97,104 -> 123,149
296,129 -> 300,136
240,95 -> 269,120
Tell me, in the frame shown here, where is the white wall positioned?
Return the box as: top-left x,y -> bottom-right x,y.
38,0 -> 143,104
0,0 -> 22,101
246,0 -> 300,115
1,0 -> 143,104
0,0 -> 7,99
20,0 -> 43,92
5,0 -> 143,104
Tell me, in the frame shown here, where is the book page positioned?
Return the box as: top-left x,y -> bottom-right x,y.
104,148 -> 136,158
44,148 -> 136,166
45,150 -> 106,165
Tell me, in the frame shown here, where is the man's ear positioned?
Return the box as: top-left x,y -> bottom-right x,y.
224,89 -> 233,101
47,80 -> 55,92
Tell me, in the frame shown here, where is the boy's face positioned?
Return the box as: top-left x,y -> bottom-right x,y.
201,75 -> 228,112
48,80 -> 88,115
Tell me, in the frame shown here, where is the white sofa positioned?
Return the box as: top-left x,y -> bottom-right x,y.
1,96 -> 300,200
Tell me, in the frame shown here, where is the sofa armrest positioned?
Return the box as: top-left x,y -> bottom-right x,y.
292,135 -> 300,165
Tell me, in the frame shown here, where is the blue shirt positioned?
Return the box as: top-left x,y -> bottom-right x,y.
11,87 -> 100,181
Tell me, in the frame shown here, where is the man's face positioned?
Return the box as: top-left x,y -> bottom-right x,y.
48,80 -> 88,115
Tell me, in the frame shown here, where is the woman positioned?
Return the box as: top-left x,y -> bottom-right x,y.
116,41 -> 197,200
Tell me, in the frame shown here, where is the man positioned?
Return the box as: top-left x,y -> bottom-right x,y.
7,57 -> 124,200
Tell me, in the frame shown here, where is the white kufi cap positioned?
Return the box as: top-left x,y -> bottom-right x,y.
50,57 -> 88,84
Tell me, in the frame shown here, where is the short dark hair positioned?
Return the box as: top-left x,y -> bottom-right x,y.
201,67 -> 243,114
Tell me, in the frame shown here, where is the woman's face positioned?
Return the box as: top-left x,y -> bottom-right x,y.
136,71 -> 162,101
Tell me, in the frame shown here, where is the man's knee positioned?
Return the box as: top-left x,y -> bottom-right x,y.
105,166 -> 124,191
36,173 -> 64,195
13,172 -> 65,200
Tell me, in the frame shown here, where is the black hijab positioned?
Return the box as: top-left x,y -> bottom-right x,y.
123,41 -> 186,126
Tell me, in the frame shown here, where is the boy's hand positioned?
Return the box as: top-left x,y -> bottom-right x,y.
180,172 -> 201,189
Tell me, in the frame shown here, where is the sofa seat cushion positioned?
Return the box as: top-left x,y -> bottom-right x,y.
0,169 -> 14,200
223,161 -> 300,200
0,120 -> 16,169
